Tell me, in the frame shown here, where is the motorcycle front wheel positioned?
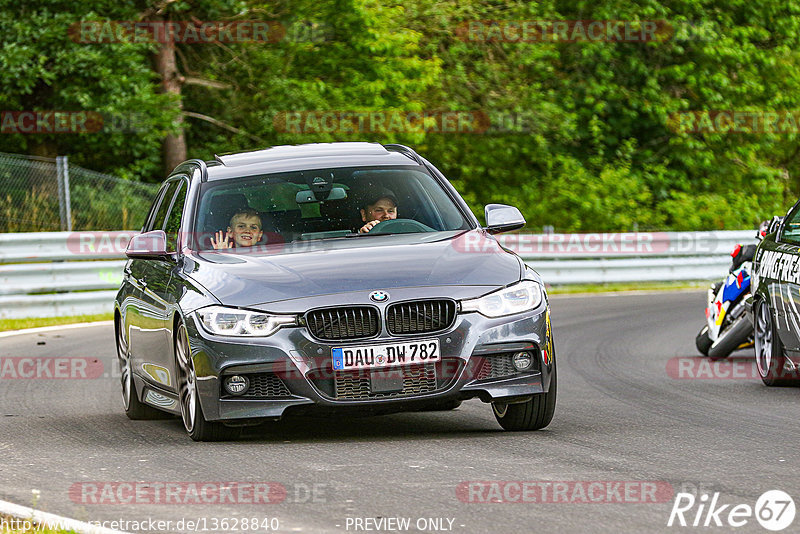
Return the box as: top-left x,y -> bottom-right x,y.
707,315 -> 752,360
695,325 -> 712,356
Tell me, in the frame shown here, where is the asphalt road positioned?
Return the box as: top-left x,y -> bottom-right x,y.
1,290 -> 799,534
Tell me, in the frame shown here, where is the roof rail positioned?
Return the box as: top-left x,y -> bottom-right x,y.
383,144 -> 424,165
171,159 -> 209,182
214,143 -> 388,167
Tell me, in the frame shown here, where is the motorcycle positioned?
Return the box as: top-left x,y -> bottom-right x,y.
694,218 -> 780,360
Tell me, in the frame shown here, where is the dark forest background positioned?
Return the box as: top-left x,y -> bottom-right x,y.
3,0 -> 800,231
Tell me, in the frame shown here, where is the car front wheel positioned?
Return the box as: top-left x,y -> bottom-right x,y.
492,364 -> 556,431
175,322 -> 241,441
755,300 -> 800,387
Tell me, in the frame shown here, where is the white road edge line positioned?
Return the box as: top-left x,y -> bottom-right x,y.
0,498 -> 129,534
0,321 -> 113,339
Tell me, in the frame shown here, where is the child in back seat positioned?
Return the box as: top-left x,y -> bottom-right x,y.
210,208 -> 263,249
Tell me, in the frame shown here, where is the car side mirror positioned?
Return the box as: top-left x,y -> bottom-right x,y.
125,230 -> 169,259
484,204 -> 525,234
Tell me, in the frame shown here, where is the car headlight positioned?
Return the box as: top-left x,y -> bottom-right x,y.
195,306 -> 298,337
460,280 -> 543,317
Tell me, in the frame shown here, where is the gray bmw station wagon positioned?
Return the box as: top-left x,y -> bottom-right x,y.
115,142 -> 556,440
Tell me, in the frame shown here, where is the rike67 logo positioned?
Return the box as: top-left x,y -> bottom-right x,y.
668,490 -> 795,531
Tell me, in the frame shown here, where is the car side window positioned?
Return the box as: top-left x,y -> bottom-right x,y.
781,206 -> 800,245
143,186 -> 167,232
164,181 -> 187,253
150,181 -> 179,233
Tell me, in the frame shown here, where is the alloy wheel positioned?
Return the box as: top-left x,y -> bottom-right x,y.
117,323 -> 132,411
755,301 -> 773,378
176,326 -> 197,433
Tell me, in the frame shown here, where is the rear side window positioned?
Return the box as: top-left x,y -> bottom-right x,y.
148,181 -> 179,232
142,188 -> 164,232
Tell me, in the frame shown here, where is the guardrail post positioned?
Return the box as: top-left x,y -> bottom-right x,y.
56,156 -> 73,231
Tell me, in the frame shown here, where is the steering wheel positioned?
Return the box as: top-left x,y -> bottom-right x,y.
368,218 -> 435,234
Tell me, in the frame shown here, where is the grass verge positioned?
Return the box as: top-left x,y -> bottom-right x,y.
0,313 -> 113,332
547,280 -> 710,294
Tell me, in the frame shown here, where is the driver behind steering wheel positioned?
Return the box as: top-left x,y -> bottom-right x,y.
358,189 -> 398,233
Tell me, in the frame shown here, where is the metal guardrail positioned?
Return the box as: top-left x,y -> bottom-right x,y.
527,256 -> 733,284
0,261 -> 126,295
0,291 -> 119,321
0,230 -> 758,319
0,231 -> 137,263
497,230 -> 756,258
498,230 -> 758,284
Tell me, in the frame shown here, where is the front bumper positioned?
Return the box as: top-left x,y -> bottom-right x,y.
176,303 -> 553,422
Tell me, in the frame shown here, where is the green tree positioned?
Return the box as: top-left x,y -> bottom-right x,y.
400,0 -> 800,230
0,0 -> 177,180
176,0 -> 441,156
5,0 -> 800,231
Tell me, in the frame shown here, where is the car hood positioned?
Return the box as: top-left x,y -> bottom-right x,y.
183,230 -> 523,308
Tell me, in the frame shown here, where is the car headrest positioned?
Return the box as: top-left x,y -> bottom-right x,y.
209,193 -> 249,215
204,193 -> 250,232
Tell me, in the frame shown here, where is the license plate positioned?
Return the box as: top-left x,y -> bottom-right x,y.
331,339 -> 440,371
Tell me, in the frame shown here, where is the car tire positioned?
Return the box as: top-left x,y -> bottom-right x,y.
492,364 -> 556,431
755,300 -> 800,387
175,322 -> 241,441
116,317 -> 170,420
707,315 -> 751,361
695,325 -> 712,356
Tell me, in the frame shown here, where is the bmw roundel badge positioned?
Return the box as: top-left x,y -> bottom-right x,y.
370,290 -> 389,302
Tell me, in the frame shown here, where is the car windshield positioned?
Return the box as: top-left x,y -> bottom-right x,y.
192,165 -> 472,251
